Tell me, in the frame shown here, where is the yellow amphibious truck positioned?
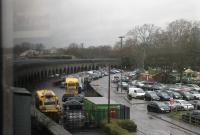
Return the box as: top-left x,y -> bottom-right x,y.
35,90 -> 60,121
65,77 -> 79,96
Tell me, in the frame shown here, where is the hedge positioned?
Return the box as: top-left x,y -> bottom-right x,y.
114,119 -> 137,132
101,119 -> 137,135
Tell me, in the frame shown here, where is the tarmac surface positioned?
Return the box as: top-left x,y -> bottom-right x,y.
35,75 -> 200,135
35,78 -> 107,135
90,75 -> 200,135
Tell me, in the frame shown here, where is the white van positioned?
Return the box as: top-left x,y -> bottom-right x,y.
128,87 -> 145,99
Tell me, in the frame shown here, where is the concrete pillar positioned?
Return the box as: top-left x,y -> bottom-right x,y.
13,88 -> 31,135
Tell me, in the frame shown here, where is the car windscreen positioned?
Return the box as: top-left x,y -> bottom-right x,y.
122,82 -> 127,85
114,76 -> 119,79
44,98 -> 56,105
68,83 -> 78,87
161,92 -> 168,96
179,100 -> 189,104
190,84 -> 200,88
184,92 -> 192,96
190,91 -> 199,94
173,92 -> 181,96
157,102 -> 168,107
149,92 -> 157,96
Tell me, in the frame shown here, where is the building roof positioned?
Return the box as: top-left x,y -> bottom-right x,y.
85,97 -> 118,105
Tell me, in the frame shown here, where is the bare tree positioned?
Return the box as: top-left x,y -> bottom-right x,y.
127,24 -> 160,69
128,24 -> 160,46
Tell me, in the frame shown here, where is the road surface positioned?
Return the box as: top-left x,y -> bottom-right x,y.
90,75 -> 200,135
35,75 -> 200,135
35,78 -> 106,135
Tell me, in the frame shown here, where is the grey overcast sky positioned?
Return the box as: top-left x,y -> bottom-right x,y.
14,0 -> 200,47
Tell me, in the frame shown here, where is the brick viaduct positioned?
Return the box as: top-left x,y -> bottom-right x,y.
13,58 -> 119,87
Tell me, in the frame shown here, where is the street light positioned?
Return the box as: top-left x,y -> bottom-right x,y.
119,36 -> 125,93
107,64 -> 110,123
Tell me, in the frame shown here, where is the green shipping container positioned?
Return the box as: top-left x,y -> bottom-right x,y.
84,97 -> 121,123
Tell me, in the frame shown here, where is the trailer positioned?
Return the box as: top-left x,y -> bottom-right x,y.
61,100 -> 86,129
84,97 -> 130,125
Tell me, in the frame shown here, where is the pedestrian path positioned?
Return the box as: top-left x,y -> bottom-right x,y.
157,114 -> 200,135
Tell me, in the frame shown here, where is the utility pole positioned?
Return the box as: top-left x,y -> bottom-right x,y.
119,36 -> 125,93
107,64 -> 111,123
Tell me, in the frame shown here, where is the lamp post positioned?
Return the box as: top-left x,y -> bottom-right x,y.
107,64 -> 111,123
119,36 -> 125,93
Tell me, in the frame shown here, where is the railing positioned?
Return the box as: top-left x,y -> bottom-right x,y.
32,107 -> 72,135
182,114 -> 200,126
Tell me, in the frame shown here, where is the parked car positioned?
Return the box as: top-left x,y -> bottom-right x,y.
118,81 -> 129,90
152,83 -> 166,90
174,100 -> 194,110
189,100 -> 200,110
103,71 -> 108,76
165,90 -> 183,99
112,75 -> 120,83
121,76 -> 130,83
178,91 -> 194,101
142,81 -> 155,91
135,80 -> 147,88
144,91 -> 160,101
156,91 -> 171,101
185,84 -> 200,92
110,69 -> 121,74
129,80 -> 139,87
175,83 -> 184,86
165,101 -> 184,111
147,101 -> 170,113
189,90 -> 200,99
128,87 -> 145,99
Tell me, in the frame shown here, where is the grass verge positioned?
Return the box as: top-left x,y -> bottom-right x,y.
167,111 -> 185,121
101,119 -> 137,135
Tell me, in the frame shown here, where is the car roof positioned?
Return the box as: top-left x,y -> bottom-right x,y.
149,101 -> 167,105
129,87 -> 143,90
158,91 -> 168,93
175,99 -> 185,102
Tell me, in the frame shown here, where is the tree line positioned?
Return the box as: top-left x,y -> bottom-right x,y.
120,19 -> 200,78
14,19 -> 200,76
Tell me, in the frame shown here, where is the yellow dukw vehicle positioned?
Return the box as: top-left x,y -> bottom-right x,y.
62,77 -> 80,102
65,77 -> 79,96
35,89 -> 60,121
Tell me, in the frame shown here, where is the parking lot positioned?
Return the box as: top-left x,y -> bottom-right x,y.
35,69 -> 200,135
90,72 -> 200,135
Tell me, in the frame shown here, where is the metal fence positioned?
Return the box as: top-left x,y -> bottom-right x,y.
32,107 -> 72,135
61,107 -> 130,130
182,115 -> 200,126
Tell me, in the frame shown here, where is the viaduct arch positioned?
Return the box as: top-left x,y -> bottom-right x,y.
13,59 -> 119,87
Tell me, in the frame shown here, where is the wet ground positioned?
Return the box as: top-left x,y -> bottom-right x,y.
70,128 -> 107,135
91,75 -> 200,135
35,79 -> 107,135
35,75 -> 200,135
